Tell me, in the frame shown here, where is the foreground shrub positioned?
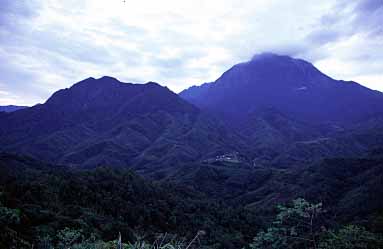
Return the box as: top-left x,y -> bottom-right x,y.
248,198 -> 383,249
319,225 -> 383,249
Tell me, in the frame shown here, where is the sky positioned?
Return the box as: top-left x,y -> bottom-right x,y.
0,0 -> 382,106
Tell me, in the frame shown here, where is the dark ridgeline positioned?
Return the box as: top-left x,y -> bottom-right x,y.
0,76 -> 245,170
0,105 -> 28,112
2,54 -> 383,170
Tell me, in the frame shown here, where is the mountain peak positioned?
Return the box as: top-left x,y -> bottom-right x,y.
70,76 -> 121,90
70,77 -> 164,91
216,52 -> 323,91
180,53 -> 383,124
43,76 -> 197,119
145,81 -> 163,88
99,76 -> 118,81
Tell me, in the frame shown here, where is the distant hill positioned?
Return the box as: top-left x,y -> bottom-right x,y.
0,105 -> 28,112
0,76 -> 246,168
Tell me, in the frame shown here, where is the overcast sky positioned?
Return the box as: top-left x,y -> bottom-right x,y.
0,0 -> 382,105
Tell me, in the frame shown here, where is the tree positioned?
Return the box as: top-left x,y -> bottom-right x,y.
319,225 -> 383,249
57,227 -> 84,249
249,198 -> 324,249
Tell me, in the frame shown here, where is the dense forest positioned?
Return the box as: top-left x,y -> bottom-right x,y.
1,153 -> 383,248
0,154 -> 261,248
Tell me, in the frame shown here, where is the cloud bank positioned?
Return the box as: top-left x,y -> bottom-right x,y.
0,0 -> 382,105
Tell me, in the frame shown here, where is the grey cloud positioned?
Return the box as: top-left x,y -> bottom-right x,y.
306,29 -> 343,45
0,60 -> 46,104
236,41 -> 312,62
150,57 -> 186,69
107,19 -> 148,38
267,44 -> 310,58
0,0 -> 39,19
32,32 -> 116,65
355,0 -> 383,13
0,0 -> 41,30
325,0 -> 383,36
352,0 -> 383,37
319,12 -> 342,26
301,0 -> 382,63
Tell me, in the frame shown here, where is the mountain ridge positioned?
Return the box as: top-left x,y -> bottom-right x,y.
179,53 -> 383,167
180,53 -> 383,125
1,54 -> 383,170
0,76 -> 246,169
0,105 -> 28,112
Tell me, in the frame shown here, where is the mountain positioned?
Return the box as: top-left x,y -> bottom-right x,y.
180,53 -> 383,125
0,76 -> 246,169
1,55 -> 382,170
180,53 -> 383,166
2,55 -> 383,170
0,105 -> 28,112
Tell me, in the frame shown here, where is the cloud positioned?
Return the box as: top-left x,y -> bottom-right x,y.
295,0 -> 382,89
306,29 -> 343,46
0,0 -> 39,20
0,0 -> 382,105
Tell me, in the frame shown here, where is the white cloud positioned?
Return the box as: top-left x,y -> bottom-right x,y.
0,0 -> 382,105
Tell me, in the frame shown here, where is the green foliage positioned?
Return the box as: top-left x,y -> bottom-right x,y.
0,191 -> 20,227
249,198 -> 324,249
0,206 -> 21,227
1,154 -> 383,249
0,192 -> 30,249
248,199 -> 383,249
0,155 -> 260,248
319,225 -> 383,249
44,231 -> 200,249
57,227 -> 84,248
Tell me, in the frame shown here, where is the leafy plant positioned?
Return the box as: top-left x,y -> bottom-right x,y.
319,225 -> 383,249
248,199 -> 383,249
249,198 -> 325,249
57,228 -> 84,249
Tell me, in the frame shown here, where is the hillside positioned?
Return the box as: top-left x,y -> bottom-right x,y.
180,53 -> 383,167
0,77 -> 247,169
0,153 -> 260,249
180,53 -> 383,125
1,152 -> 383,248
